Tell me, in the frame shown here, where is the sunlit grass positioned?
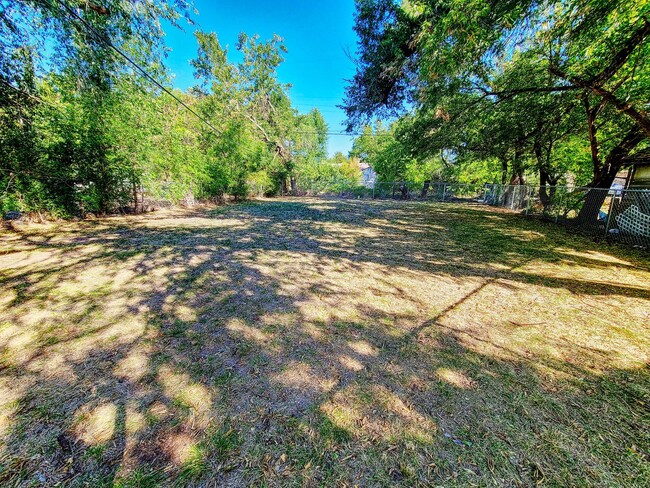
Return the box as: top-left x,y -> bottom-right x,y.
0,198 -> 648,486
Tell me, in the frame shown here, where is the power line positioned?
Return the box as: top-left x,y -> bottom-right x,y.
53,0 -> 221,135
0,78 -> 57,107
49,2 -> 388,141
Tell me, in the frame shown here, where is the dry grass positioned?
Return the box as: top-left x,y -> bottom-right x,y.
0,197 -> 648,487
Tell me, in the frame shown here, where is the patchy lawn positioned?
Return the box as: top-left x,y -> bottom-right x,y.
0,198 -> 649,487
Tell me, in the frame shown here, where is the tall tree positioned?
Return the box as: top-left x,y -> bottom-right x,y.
343,0 -> 650,220
193,31 -> 309,194
0,0 -> 196,214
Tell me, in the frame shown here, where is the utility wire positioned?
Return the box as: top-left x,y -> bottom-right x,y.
53,0 -> 222,135
51,1 -> 386,140
0,78 -> 65,110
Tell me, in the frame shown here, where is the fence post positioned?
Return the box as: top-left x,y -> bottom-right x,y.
604,189 -> 616,236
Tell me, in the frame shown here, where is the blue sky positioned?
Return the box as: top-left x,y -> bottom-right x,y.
163,0 -> 359,156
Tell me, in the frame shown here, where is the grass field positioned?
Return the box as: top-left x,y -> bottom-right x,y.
0,198 -> 649,487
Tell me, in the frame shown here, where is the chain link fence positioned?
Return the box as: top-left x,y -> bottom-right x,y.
483,184 -> 650,248
289,178 -> 650,249
288,180 -> 487,201
371,181 -> 485,201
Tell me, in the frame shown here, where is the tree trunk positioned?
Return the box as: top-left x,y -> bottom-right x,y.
535,141 -> 558,212
420,180 -> 430,198
539,168 -> 552,211
290,176 -> 297,195
400,182 -> 408,199
503,146 -> 525,208
577,126 -> 645,223
509,145 -> 525,185
132,181 -> 138,214
576,174 -> 617,225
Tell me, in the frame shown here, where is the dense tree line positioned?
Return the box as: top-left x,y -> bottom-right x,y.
344,0 -> 649,219
4,1 -> 647,219
0,1 -> 355,217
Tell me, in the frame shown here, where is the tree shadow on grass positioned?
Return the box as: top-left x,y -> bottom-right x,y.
0,198 -> 648,486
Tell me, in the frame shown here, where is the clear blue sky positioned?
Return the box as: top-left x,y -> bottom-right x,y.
163,0 -> 358,156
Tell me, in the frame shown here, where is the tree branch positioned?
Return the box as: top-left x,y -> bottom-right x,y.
589,18 -> 650,86
80,3 -> 110,16
478,85 -> 579,97
551,65 -> 650,137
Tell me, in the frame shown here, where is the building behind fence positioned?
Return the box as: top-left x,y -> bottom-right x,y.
286,179 -> 650,249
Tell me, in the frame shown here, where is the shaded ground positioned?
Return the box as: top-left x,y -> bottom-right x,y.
0,198 -> 649,487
